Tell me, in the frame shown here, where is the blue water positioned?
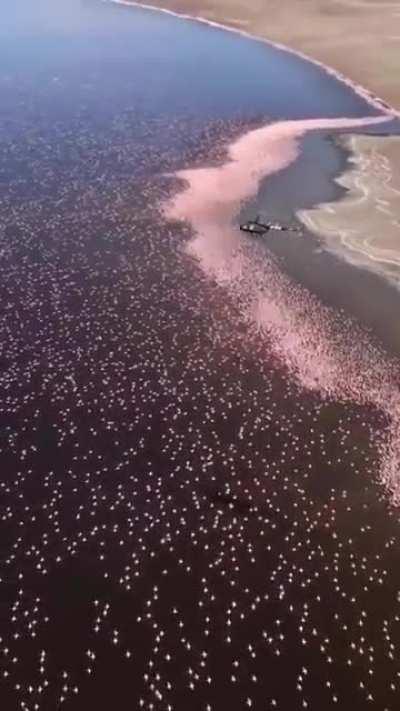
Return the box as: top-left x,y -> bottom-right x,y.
1,0 -> 380,125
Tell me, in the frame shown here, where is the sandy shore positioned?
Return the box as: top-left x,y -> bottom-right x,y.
300,134 -> 400,282
117,0 -> 400,282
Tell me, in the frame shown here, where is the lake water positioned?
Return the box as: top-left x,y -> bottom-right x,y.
1,1 -> 400,710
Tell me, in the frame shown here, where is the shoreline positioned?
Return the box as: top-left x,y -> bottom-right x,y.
109,0 -> 400,119
299,134 -> 400,286
109,0 -> 400,289
108,0 -> 400,114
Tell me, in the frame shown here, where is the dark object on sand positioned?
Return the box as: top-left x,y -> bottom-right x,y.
240,215 -> 300,236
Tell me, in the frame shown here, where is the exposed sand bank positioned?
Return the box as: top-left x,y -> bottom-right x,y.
300,135 -> 400,283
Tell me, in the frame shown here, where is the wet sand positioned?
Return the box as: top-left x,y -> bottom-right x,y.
300,134 -> 400,283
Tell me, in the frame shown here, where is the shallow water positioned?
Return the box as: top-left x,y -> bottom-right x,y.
1,1 -> 400,710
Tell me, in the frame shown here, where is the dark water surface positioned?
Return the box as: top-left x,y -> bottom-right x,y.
1,1 -> 400,710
